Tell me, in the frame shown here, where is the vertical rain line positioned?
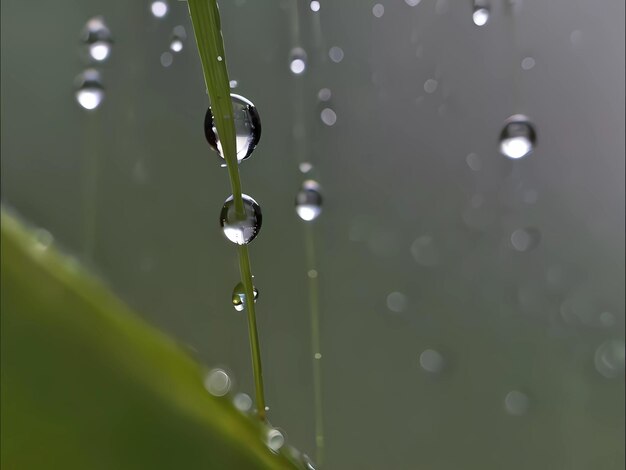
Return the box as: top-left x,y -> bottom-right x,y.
82,116 -> 99,263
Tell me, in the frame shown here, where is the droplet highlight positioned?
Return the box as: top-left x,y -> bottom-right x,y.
289,47 -> 307,75
150,0 -> 168,18
499,114 -> 536,159
295,180 -> 323,222
220,194 -> 263,245
75,69 -> 105,111
472,0 -> 490,26
82,16 -> 113,62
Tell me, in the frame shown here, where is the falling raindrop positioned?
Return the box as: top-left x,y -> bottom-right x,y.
329,46 -> 344,63
320,108 -> 337,126
510,227 -> 541,252
205,94 -> 262,165
150,0 -> 168,18
594,340 -> 625,379
504,390 -> 530,416
289,47 -> 307,75
75,69 -> 105,111
266,428 -> 285,452
472,0 -> 490,26
220,194 -> 263,245
295,180 -> 323,222
231,281 -> 259,312
419,349 -> 445,373
204,368 -> 231,396
372,3 -> 385,17
82,16 -> 113,62
499,114 -> 537,159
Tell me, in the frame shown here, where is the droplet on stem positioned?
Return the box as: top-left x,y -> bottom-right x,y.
220,194 -> 263,245
232,281 -> 259,311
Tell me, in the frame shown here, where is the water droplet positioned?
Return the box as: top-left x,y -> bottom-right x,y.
594,340 -> 625,379
317,88 -> 332,102
173,25 -> 187,39
504,390 -> 530,416
289,47 -> 307,75
229,80 -> 238,88
160,51 -> 173,67
170,38 -> 184,53
231,281 -> 259,311
310,1 -> 321,12
82,17 -> 112,62
217,55 -> 223,61
150,0 -> 168,18
220,194 -> 262,245
405,0 -> 421,6
329,46 -> 344,63
419,349 -> 445,373
267,428 -> 285,452
205,94 -> 262,165
299,162 -> 313,173
204,368 -> 231,396
499,114 -> 536,159
410,235 -> 439,266
423,78 -> 438,93
233,392 -> 252,412
314,353 -> 322,359
320,108 -> 337,126
75,69 -> 105,111
33,229 -> 54,253
307,269 -> 318,278
387,291 -> 408,313
372,3 -> 385,17
472,0 -> 490,26
466,153 -> 482,171
510,227 -> 541,252
295,180 -> 322,222
521,57 -> 535,70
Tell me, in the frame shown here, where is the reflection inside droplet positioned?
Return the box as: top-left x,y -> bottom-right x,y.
499,115 -> 537,159
75,69 -> 105,110
267,429 -> 285,452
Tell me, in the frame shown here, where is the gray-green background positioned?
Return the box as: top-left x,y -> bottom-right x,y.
1,0 -> 624,468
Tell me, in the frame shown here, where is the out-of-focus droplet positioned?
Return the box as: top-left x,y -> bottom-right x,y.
329,46 -> 344,63
599,311 -> 616,328
310,1 -> 321,12
231,281 -> 259,312
372,3 -> 385,17
229,80 -> 238,89
320,108 -> 337,126
289,47 -> 307,75
150,0 -> 168,18
220,194 -> 262,245
504,390 -> 530,416
472,0 -> 490,26
317,88 -> 332,102
424,78 -> 438,93
405,0 -> 421,6
466,153 -> 482,171
510,227 -> 541,252
75,69 -> 105,111
266,428 -> 285,452
419,349 -> 445,373
170,38 -> 183,53
205,94 -> 262,165
204,368 -> 231,396
33,229 -> 54,253
160,51 -> 173,67
435,0 -> 449,15
387,291 -> 408,313
499,114 -> 536,159
299,162 -> 313,173
411,235 -> 439,267
594,340 -> 625,379
521,57 -> 535,70
82,17 -> 113,62
295,180 -> 322,222
233,392 -> 252,412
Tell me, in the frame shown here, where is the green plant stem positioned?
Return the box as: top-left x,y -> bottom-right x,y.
187,0 -> 266,419
304,225 -> 324,465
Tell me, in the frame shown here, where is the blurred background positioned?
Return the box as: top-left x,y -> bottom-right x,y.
1,0 -> 624,468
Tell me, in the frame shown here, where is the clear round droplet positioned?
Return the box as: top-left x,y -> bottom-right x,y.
419,349 -> 445,373
204,368 -> 231,396
510,227 -> 541,252
320,108 -> 337,126
329,46 -> 344,63
310,1 -> 321,12
499,114 -> 537,159
82,17 -> 113,62
150,0 -> 168,18
233,392 -> 252,412
229,80 -> 238,89
75,69 -> 105,111
504,390 -> 530,416
231,281 -> 259,312
472,1 -> 490,26
289,47 -> 307,75
266,428 -> 285,452
372,3 -> 385,17
594,340 -> 625,379
220,194 -> 262,245
205,94 -> 262,165
295,180 -> 322,222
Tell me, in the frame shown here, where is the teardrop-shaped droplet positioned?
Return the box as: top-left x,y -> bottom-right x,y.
75,69 -> 105,111
289,47 -> 307,75
472,0 -> 490,26
232,281 -> 259,311
204,94 -> 262,166
295,180 -> 322,222
499,114 -> 536,159
220,194 -> 262,244
82,16 -> 113,62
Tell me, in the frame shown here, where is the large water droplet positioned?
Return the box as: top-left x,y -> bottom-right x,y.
232,281 -> 259,311
499,114 -> 536,159
82,17 -> 113,62
594,340 -> 625,379
289,47 -> 307,75
266,428 -> 285,452
204,368 -> 231,396
233,392 -> 252,412
220,194 -> 262,245
205,94 -> 262,166
75,69 -> 105,111
472,0 -> 490,26
295,180 -> 322,222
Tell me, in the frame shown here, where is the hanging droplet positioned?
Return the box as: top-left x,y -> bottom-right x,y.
295,180 -> 322,222
75,69 -> 105,111
472,0 -> 490,26
289,47 -> 307,75
203,368 -> 231,396
150,0 -> 168,18
220,194 -> 262,245
231,281 -> 259,311
169,25 -> 186,53
82,16 -> 113,62
499,114 -> 536,159
204,94 -> 262,166
266,428 -> 285,452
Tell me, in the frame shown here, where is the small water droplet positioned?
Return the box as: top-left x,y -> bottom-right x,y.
499,114 -> 536,159
220,194 -> 262,245
295,180 -> 323,222
314,353 -> 322,359
233,392 -> 252,412
310,1 -> 321,12
204,368 -> 231,396
217,55 -> 223,61
372,3 -> 385,17
410,235 -> 439,267
205,94 -> 262,165
387,291 -> 408,313
521,57 -> 535,70
329,46 -> 344,63
299,162 -> 313,173
160,51 -> 173,67
405,0 -> 421,6
173,25 -> 187,39
289,47 -> 307,75
320,108 -> 337,126
419,349 -> 445,373
229,80 -> 238,88
170,38 -> 184,53
267,428 -> 285,452
423,78 -> 438,94
75,69 -> 105,111
33,229 -> 54,253
510,227 -> 541,252
317,88 -> 332,102
472,0 -> 490,26
150,0 -> 168,18
504,390 -> 530,416
594,340 -> 625,379
307,269 -> 318,279
82,17 -> 113,62
231,281 -> 259,311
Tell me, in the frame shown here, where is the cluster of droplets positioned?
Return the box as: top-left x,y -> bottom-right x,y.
75,17 -> 112,111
